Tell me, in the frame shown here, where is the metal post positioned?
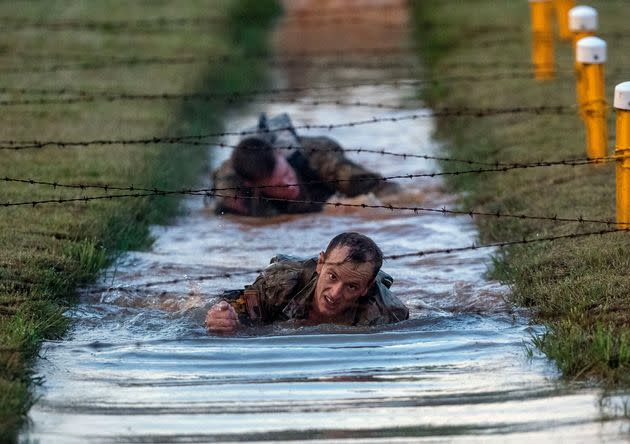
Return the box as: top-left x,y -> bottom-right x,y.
615,82 -> 630,228
577,36 -> 607,160
554,0 -> 574,41
569,6 -> 598,121
529,0 -> 555,80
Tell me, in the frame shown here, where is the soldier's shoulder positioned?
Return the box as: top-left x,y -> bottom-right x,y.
356,271 -> 408,325
300,136 -> 342,151
263,255 -> 317,283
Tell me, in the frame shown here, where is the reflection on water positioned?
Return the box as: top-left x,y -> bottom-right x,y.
20,1 -> 629,443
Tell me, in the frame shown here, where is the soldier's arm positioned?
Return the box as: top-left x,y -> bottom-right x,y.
206,262 -> 302,333
302,137 -> 398,197
211,160 -> 251,215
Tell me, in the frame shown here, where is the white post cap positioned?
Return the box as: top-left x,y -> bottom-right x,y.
576,36 -> 606,64
614,82 -> 630,110
569,6 -> 598,32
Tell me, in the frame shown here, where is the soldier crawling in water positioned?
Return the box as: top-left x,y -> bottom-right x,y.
210,113 -> 400,217
205,232 -> 409,333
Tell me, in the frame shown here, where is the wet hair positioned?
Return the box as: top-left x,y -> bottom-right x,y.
232,137 -> 277,182
324,232 -> 383,279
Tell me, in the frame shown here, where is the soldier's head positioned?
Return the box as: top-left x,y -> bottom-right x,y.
232,137 -> 300,200
312,232 -> 383,322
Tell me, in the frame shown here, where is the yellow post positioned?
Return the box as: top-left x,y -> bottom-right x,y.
615,82 -> 630,229
569,6 -> 598,119
577,37 -> 607,159
554,0 -> 574,41
529,0 -> 555,80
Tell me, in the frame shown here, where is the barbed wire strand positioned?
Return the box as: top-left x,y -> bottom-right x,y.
0,177 -> 619,227
98,268 -> 267,290
92,227 -> 627,291
3,66 -> 626,103
0,73 -> 578,102
0,44 -> 558,73
0,106 -> 592,150
204,192 -> 620,228
2,155 -> 612,194
0,89 -> 585,118
1,131 -> 609,168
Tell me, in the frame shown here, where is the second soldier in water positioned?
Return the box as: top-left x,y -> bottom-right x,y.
210,113 -> 400,217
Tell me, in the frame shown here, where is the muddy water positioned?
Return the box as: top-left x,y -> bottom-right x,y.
20,2 -> 629,443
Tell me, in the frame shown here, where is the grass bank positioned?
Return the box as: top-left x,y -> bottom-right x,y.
411,0 -> 629,385
0,0 -> 280,440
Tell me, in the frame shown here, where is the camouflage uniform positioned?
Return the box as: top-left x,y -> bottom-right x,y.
223,255 -> 409,326
212,136 -> 399,216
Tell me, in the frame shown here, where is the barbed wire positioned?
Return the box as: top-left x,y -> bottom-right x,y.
0,79 -> 424,100
5,65 -> 627,104
0,45 -> 539,73
5,47 -> 627,75
0,17 -> 417,33
97,268 -> 267,291
0,156 -> 608,193
0,4 -> 417,29
0,16 -> 400,31
0,88 -> 582,118
3,134 -> 598,168
0,8 -> 528,32
204,193 -> 620,228
384,227 -> 627,260
91,226 -> 628,291
0,73 -> 575,103
1,171 -> 619,227
0,105 -> 586,150
3,57 -> 427,73
204,142 -> 611,168
4,54 -> 627,81
23,16 -> 630,38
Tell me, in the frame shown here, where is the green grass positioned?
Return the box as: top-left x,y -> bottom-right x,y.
0,0 -> 280,441
410,0 -> 630,386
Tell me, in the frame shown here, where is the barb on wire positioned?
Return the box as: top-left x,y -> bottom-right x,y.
94,268 -> 265,292
0,79 -> 422,101
0,89 -> 579,118
0,4 -> 416,30
0,45 -> 547,73
206,192 -> 618,227
1,170 -> 619,227
2,155 -> 611,194
384,228 -> 627,260
0,16 -> 411,32
6,53 -> 626,78
0,74 -> 552,104
93,227 -> 628,291
0,106 -> 583,151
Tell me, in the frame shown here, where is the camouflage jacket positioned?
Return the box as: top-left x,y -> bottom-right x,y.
211,136 -> 398,217
223,255 -> 409,327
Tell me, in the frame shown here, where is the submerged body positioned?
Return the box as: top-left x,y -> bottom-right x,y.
205,234 -> 409,333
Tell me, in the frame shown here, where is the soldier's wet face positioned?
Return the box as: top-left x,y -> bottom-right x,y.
311,246 -> 374,322
257,153 -> 300,200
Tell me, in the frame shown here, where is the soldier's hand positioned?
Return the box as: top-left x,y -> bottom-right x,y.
205,300 -> 240,333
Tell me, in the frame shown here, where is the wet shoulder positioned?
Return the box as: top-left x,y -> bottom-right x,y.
299,136 -> 343,157
251,256 -> 317,310
356,270 -> 409,326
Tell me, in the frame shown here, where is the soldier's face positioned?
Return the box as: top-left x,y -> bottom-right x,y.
312,247 -> 374,322
258,153 -> 300,200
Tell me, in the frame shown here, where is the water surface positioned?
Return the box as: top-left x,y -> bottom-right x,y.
21,2 -> 629,442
